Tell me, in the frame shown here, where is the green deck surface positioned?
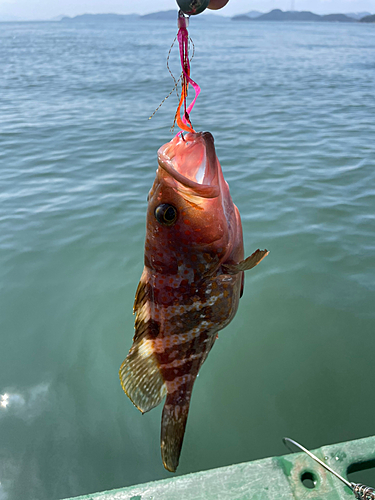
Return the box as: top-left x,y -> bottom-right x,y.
63,435 -> 375,500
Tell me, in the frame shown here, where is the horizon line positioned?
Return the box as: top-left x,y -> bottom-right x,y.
0,8 -> 374,22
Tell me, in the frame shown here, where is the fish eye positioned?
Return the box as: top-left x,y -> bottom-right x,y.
154,204 -> 178,226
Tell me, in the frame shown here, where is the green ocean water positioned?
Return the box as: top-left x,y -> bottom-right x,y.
0,18 -> 374,500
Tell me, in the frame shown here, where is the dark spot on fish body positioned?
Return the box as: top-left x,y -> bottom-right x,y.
185,338 -> 210,359
152,287 -> 175,306
169,306 -> 212,332
160,359 -> 199,382
156,350 -> 174,366
146,254 -> 178,275
152,260 -> 169,274
145,319 -> 160,339
179,236 -> 192,247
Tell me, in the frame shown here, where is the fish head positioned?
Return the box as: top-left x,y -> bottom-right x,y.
145,132 -> 243,276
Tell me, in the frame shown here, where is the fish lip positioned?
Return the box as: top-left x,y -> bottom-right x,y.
157,132 -> 220,199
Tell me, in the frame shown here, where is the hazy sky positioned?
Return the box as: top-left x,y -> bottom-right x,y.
0,0 -> 374,20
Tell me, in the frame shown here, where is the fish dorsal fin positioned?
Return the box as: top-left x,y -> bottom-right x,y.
222,249 -> 269,275
119,274 -> 167,414
133,275 -> 149,328
133,278 -> 146,314
133,277 -> 152,343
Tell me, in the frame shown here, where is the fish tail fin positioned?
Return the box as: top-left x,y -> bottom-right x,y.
161,391 -> 192,472
119,335 -> 167,414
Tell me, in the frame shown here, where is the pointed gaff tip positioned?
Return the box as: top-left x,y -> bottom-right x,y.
283,437 -> 294,453
281,437 -> 353,489
283,437 -> 301,454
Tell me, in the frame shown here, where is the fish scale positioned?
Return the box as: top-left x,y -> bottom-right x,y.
119,131 -> 268,472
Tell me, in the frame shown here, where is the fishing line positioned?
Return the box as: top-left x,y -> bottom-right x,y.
149,26 -> 197,134
167,36 -> 180,100
149,37 -> 180,122
174,11 -> 201,133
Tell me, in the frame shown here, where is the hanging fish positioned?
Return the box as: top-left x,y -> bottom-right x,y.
119,131 -> 268,472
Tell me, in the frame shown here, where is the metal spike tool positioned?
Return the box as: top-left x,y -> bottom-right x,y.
176,0 -> 210,15
283,437 -> 375,500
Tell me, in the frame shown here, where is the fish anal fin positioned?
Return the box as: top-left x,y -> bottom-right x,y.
161,392 -> 191,472
223,249 -> 269,275
119,335 -> 166,414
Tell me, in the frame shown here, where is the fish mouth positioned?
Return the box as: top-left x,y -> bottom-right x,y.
157,131 -> 220,198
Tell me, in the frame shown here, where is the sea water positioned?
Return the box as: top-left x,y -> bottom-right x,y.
0,18 -> 374,500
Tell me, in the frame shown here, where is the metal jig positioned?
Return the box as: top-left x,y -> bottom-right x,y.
283,437 -> 375,500
176,0 -> 210,16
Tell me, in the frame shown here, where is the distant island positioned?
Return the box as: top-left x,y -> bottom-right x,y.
60,11 -> 227,23
58,10 -> 375,24
60,13 -> 140,22
360,14 -> 375,22
232,9 -> 360,23
1,8 -> 374,23
347,12 -> 373,19
241,11 -> 263,19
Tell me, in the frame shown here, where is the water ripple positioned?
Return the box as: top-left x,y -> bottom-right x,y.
0,19 -> 374,500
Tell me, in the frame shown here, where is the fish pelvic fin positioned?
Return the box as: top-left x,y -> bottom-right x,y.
161,391 -> 192,472
119,336 -> 167,414
222,249 -> 269,275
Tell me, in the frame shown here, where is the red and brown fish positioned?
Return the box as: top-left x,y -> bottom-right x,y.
119,131 -> 268,472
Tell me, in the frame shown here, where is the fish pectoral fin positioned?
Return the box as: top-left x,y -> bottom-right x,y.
161,392 -> 192,473
222,249 -> 269,275
119,335 -> 167,414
